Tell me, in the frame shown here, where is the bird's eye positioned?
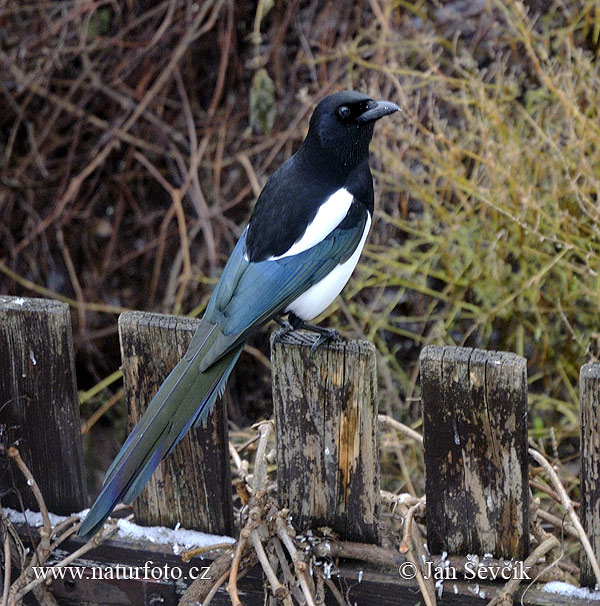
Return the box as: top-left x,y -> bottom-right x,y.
337,105 -> 350,119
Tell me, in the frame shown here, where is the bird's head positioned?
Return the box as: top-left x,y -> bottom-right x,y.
303,90 -> 400,170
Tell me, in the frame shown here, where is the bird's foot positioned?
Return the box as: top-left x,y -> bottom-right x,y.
308,328 -> 341,353
287,313 -> 342,353
273,316 -> 295,338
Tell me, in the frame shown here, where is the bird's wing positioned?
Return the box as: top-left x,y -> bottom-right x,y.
197,204 -> 369,371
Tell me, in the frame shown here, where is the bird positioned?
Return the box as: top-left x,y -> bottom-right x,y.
78,90 -> 399,539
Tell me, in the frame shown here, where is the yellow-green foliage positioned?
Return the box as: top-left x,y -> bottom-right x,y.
321,1 -> 600,443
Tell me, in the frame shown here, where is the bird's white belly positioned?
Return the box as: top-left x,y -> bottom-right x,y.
285,215 -> 371,321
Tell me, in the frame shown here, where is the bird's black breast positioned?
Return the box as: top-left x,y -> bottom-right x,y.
245,155 -> 373,262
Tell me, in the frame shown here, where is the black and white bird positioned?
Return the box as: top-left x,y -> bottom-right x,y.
79,90 -> 399,540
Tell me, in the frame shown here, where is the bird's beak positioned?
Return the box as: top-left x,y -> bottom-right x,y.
357,100 -> 400,123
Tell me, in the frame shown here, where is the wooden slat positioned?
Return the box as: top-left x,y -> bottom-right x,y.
15,526 -> 592,606
580,362 -> 600,587
0,295 -> 86,513
118,311 -> 233,535
421,345 -> 529,559
271,330 -> 380,543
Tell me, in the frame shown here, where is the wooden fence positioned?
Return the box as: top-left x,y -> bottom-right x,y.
1,295 -> 600,605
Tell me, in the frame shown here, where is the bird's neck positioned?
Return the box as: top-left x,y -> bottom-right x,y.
296,132 -> 371,183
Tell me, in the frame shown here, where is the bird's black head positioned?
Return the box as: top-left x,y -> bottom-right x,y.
302,91 -> 399,171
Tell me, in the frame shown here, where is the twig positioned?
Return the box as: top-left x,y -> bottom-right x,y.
227,421 -> 274,604
0,260 -> 127,315
276,514 -> 317,606
228,441 -> 249,480
250,527 -> 289,602
11,519 -> 119,603
180,542 -> 234,563
226,528 -> 248,606
406,549 -> 436,606
535,508 -> 579,540
173,66 -> 216,272
200,568 -> 230,606
400,498 -> 435,606
530,478 -> 579,508
271,536 -> 306,604
313,539 -> 404,567
55,226 -> 86,336
80,387 -> 124,434
381,490 -> 424,517
132,151 -> 192,309
487,535 -> 561,606
378,414 -> 423,444
529,447 -> 600,587
7,447 -> 51,558
321,573 -> 349,606
251,421 -> 274,493
3,529 -> 11,606
179,549 -> 232,605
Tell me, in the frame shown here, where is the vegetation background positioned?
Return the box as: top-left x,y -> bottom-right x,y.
1,0 -> 599,551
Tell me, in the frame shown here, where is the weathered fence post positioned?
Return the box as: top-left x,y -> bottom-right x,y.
271,330 -> 380,543
580,363 -> 600,587
420,346 -> 529,559
0,296 -> 87,513
119,311 -> 233,535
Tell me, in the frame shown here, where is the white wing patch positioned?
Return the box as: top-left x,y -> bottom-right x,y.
268,188 -> 354,260
285,214 -> 371,321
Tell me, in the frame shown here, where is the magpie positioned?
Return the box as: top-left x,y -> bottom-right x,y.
78,90 -> 399,539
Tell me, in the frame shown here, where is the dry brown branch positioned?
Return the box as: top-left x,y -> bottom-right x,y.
2,527 -> 11,606
173,66 -> 216,271
399,497 -> 435,606
226,523 -> 249,606
133,151 -> 192,308
529,447 -> 600,587
200,569 -> 230,606
250,527 -> 289,602
179,548 -> 258,606
0,261 -> 128,316
275,514 -> 317,606
321,573 -> 348,606
534,508 -> 579,540
487,535 -> 561,606
271,536 -> 306,604
314,539 -> 403,567
530,478 -> 580,508
378,414 -> 423,444
4,445 -> 121,604
250,421 -> 273,493
7,447 -> 51,563
226,421 -> 274,605
80,388 -> 124,435
12,519 -> 121,603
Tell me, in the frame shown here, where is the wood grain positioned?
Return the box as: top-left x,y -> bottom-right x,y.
271,329 -> 380,543
421,345 -> 529,559
0,295 -> 86,513
580,362 -> 600,587
118,311 -> 233,535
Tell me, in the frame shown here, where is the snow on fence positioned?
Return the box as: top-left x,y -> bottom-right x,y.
1,295 -> 600,605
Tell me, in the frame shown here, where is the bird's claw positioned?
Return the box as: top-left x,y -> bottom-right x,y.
308,327 -> 341,354
274,316 -> 294,337
275,314 -> 342,352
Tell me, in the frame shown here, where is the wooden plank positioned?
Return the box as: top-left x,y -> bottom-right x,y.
271,330 -> 379,543
14,525 -> 591,606
0,295 -> 86,513
580,363 -> 600,587
118,311 -> 233,535
421,345 -> 529,559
